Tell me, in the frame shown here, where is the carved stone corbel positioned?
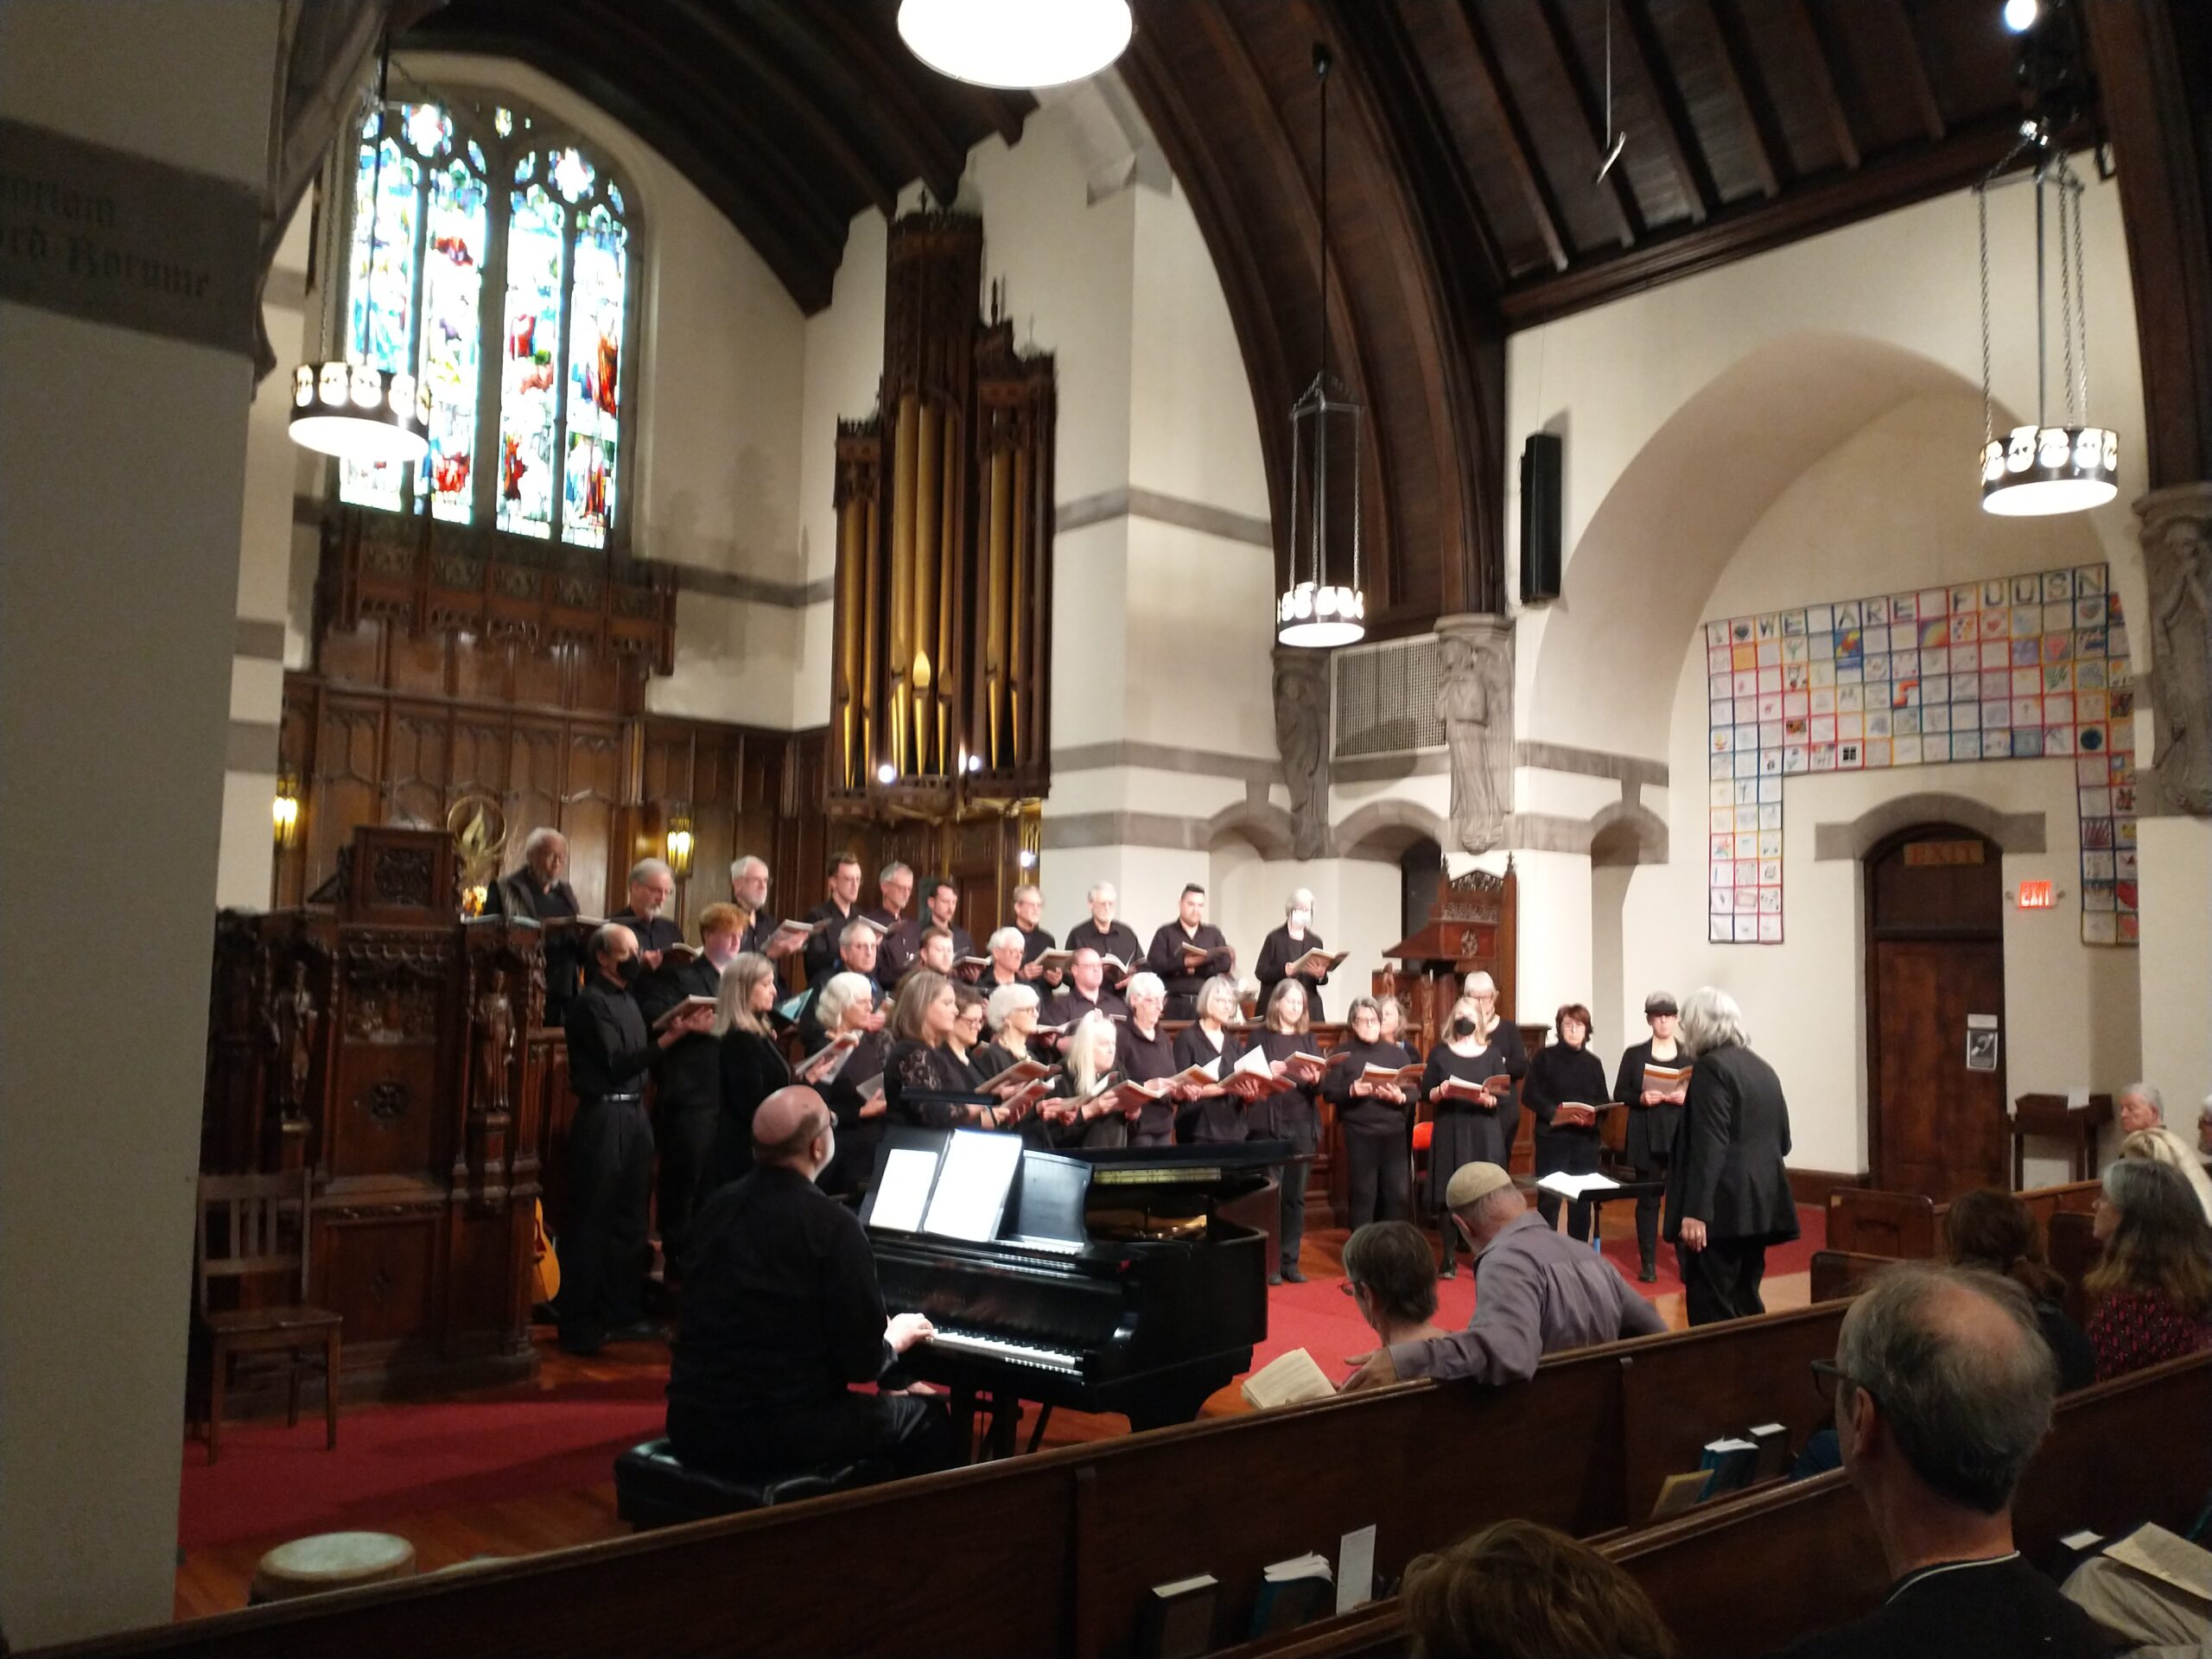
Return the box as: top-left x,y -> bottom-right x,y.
1272,645 -> 1332,861
2139,482 -> 2212,817
1435,614 -> 1516,855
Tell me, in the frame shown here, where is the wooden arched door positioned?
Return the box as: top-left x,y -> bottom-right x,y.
1864,825 -> 2008,1198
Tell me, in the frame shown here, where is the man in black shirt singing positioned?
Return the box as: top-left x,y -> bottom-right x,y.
1146,882 -> 1234,1020
666,1086 -> 958,1482
558,923 -> 713,1356
1766,1263 -> 2114,1659
608,857 -> 682,968
487,826 -> 584,1023
801,852 -> 866,984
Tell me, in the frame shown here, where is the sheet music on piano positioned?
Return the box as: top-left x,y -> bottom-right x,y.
869,1146 -> 939,1233
920,1131 -> 1025,1242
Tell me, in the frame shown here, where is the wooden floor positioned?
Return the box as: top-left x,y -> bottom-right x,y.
174,1217 -> 1805,1622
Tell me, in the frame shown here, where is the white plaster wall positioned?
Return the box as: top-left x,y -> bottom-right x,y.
1506,172 -> 2145,762
1612,394 -> 2144,1177
1122,518 -> 1276,756
1050,517 -> 1134,750
1,3 -> 279,1638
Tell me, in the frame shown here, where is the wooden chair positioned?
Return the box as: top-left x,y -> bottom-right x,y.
194,1167 -> 340,1465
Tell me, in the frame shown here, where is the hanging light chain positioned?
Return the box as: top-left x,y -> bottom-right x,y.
2057,156 -> 2076,426
1978,180 -> 1993,449
2069,152 -> 2090,424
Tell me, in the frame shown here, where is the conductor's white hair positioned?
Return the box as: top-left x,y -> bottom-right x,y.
1012,884 -> 1042,906
1679,986 -> 1751,1056
988,925 -> 1025,954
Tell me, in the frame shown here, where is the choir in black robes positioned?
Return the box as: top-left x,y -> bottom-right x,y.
1171,1020 -> 1245,1144
1062,917 -> 1143,976
1039,983 -> 1127,1034
1612,1036 -> 1688,1278
817,1028 -> 888,1198
635,953 -> 721,1278
800,898 -> 857,983
881,1039 -> 988,1130
714,1023 -> 790,1192
609,908 -> 683,960
1113,1019 -> 1179,1146
487,866 -> 583,1022
1325,1037 -> 1415,1228
1242,1027 -> 1321,1282
1145,920 -> 1233,1020
558,971 -> 660,1352
1419,1033 -> 1524,1275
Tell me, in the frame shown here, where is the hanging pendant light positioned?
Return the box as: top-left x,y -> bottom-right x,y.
1975,124 -> 2116,517
289,35 -> 431,466
1279,41 -> 1366,650
898,0 -> 1132,91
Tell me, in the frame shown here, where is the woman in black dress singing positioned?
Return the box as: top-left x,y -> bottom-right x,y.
711,950 -> 790,1190
1045,1009 -> 1144,1148
1611,990 -> 1688,1283
1524,1002 -> 1610,1244
1242,979 -> 1328,1283
1253,886 -> 1334,1021
1323,995 -> 1417,1230
810,970 -> 889,1197
1173,975 -> 1249,1143
882,969 -> 1032,1134
1420,990 -> 1525,1279
1115,972 -> 1181,1147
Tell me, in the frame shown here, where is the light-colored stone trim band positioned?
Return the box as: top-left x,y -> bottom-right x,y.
1055,486 -> 1272,548
226,719 -> 279,772
1812,792 -> 2048,861
1051,741 -> 1281,785
235,618 -> 286,661
1513,740 -> 1669,789
1040,810 -> 1214,852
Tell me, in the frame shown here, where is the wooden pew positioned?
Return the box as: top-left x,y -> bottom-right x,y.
1808,1249 -> 1897,1303
1827,1178 -> 2101,1262
1205,1351 -> 2212,1659
35,1304 -> 1857,1659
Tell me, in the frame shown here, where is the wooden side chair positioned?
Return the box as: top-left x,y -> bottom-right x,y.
194,1167 -> 341,1465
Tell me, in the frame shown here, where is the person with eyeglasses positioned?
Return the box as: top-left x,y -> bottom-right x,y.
1775,1264 -> 2108,1659
1339,1221 -> 1446,1359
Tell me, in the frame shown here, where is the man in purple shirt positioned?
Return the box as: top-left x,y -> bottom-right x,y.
1343,1162 -> 1663,1389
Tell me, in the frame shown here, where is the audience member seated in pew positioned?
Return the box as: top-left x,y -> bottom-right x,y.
2117,1082 -> 2212,1223
1771,1264 -> 2117,1658
2086,1160 -> 2212,1382
2062,1525 -> 2212,1658
665,1086 -> 961,1484
1342,1162 -> 1663,1392
1402,1518 -> 1676,1659
1943,1188 -> 2097,1393
1343,1220 -> 1449,1355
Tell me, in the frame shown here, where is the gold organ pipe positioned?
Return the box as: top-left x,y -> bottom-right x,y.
987,443 -> 1011,769
939,420 -> 958,775
913,399 -> 941,773
838,495 -> 863,788
889,396 -> 918,777
861,486 -> 880,778
1009,439 -> 1030,765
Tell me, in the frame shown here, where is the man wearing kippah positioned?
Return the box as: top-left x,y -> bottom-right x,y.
1343,1163 -> 1664,1390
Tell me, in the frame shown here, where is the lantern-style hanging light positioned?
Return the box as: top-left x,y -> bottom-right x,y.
1975,124 -> 2117,517
289,34 -> 431,466
1279,42 -> 1365,649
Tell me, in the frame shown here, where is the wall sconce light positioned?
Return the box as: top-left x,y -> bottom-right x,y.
272,770 -> 302,850
666,814 -> 695,880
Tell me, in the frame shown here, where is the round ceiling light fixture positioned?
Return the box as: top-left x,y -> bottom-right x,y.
897,0 -> 1133,91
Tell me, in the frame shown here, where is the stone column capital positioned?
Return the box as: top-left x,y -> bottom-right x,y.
2133,480 -> 2212,817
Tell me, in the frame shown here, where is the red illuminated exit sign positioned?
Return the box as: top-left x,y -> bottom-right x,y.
2017,880 -> 2057,910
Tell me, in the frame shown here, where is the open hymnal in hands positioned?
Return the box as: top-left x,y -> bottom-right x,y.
660,940 -> 702,963
1432,1076 -> 1495,1106
1360,1063 -> 1424,1088
795,1028 -> 863,1078
650,994 -> 717,1032
1643,1063 -> 1691,1099
1240,1347 -> 1338,1409
771,918 -> 814,944
1551,1101 -> 1602,1128
1482,1073 -> 1513,1095
1167,1060 -> 1223,1090
1094,953 -> 1134,982
958,955 -> 994,973
1034,948 -> 1076,973
978,1057 -> 1054,1092
1287,948 -> 1347,978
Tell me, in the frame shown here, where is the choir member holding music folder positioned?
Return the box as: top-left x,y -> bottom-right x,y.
1612,990 -> 1689,1283
1245,981 -> 1330,1283
1146,883 -> 1235,1020
1045,1010 -> 1148,1149
1062,881 -> 1144,977
1039,947 -> 1128,1046
1421,992 -> 1522,1279
637,905 -> 742,1274
1115,973 -> 1182,1147
810,975 -> 889,1199
1254,887 -> 1345,1021
1172,976 -> 1249,1144
709,950 -> 791,1192
880,969 -> 1043,1138
1523,1004 -> 1610,1244
799,854 -> 865,985
1324,995 -> 1419,1230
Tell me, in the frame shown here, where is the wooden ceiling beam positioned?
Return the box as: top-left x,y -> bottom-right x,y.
1615,0 -> 1719,222
1783,0 -> 1860,170
665,0 -> 898,218
1700,0 -> 1789,197
1452,0 -> 1572,270
800,1 -> 970,205
1532,0 -> 1644,247
1880,0 -> 1948,143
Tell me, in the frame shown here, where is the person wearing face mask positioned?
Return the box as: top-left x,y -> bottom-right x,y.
1255,887 -> 1335,1021
635,903 -> 746,1280
1421,993 -> 1522,1280
559,922 -> 714,1356
1613,991 -> 1689,1283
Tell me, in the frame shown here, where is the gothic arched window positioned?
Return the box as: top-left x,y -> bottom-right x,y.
335,94 -> 635,550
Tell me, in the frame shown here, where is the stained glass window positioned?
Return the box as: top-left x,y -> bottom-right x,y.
335,94 -> 634,545
498,181 -> 564,538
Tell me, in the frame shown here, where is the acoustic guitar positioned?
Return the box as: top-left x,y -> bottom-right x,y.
530,1198 -> 560,1306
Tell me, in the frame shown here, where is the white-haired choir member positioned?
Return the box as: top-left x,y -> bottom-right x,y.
1062,881 -> 1143,975
977,925 -> 1028,994
487,826 -> 582,1018
728,854 -> 800,962
1254,887 -> 1334,1021
1662,987 -> 1797,1326
611,856 -> 682,966
1115,972 -> 1179,1147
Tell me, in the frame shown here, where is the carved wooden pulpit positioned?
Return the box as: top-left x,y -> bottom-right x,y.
1376,860 -> 1520,1052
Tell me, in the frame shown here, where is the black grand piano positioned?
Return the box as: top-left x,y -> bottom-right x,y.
864,1128 -> 1279,1451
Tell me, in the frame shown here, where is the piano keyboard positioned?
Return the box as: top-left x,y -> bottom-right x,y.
927,1327 -> 1084,1373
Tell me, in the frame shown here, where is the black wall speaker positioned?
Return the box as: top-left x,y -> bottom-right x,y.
1520,431 -> 1563,604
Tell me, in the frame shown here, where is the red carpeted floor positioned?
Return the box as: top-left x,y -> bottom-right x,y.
176,1206 -> 1823,1553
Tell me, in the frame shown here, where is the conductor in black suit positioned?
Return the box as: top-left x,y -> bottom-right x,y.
1663,986 -> 1798,1326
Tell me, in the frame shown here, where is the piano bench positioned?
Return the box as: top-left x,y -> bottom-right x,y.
613,1440 -> 885,1532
